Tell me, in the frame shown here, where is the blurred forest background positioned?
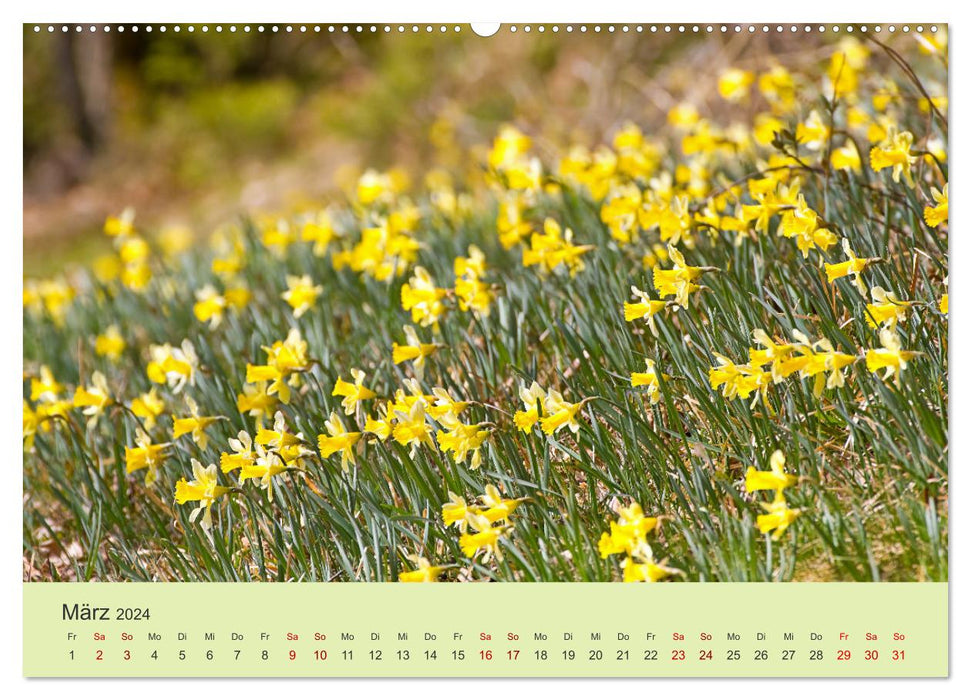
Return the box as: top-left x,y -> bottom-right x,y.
24,26 -> 837,276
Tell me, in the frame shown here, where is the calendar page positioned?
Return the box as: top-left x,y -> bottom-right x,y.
21,18 -> 950,682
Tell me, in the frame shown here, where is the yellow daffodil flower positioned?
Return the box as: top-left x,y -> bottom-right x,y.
825,238 -> 879,294
255,411 -> 311,465
654,195 -> 693,246
301,211 -> 335,256
104,208 -> 135,237
782,330 -> 858,396
831,143 -> 862,172
477,484 -> 526,525
758,65 -> 796,111
392,325 -> 439,371
622,552 -> 682,583
125,428 -> 170,486
742,179 -> 801,234
795,110 -> 830,151
172,396 -> 224,450
391,201 -> 420,236
401,266 -> 448,327
238,444 -> 288,502
437,414 -> 490,470
119,236 -> 149,264
364,407 -> 393,442
23,400 -> 39,451
757,493 -> 801,540
540,389 -> 587,436
624,285 -> 668,335
667,102 -> 700,129
34,398 -> 72,434
211,232 -> 247,278
94,325 -> 126,361
236,381 -> 278,428
224,284 -> 251,309
718,68 -> 754,102
513,381 -> 545,433
918,95 -> 947,115
146,340 -> 198,393
489,125 -> 531,167
333,368 -> 377,415
828,39 -> 868,98
442,491 -> 471,532
221,430 -> 257,474
333,220 -> 420,282
119,238 -> 152,291
246,329 -> 310,404
777,195 -> 838,258
745,450 -> 797,497
356,169 -> 395,205
924,184 -> 948,228
865,286 -> 912,328
631,358 -> 663,404
488,126 -> 538,191
458,512 -> 508,562
398,555 -> 446,582
91,254 -> 121,283
72,371 -> 113,429
866,328 -> 918,385
22,280 -> 40,315
496,195 -> 533,249
392,399 -> 436,455
708,354 -> 773,406
30,279 -> 75,325
598,501 -> 659,558
749,329 -> 800,383
175,459 -> 231,529
318,411 -> 362,472
870,127 -> 917,187
600,184 -> 642,243
260,219 -> 296,257
389,379 -> 432,416
426,386 -> 469,422
193,284 -> 228,328
753,113 -> 785,147
454,245 -> 493,318
653,245 -> 716,307
282,274 -> 323,318
523,218 -> 593,277
443,484 -> 524,558
502,154 -> 543,191
916,27 -> 947,55
30,365 -> 63,403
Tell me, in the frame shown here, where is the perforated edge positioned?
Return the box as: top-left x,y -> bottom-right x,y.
27,23 -> 944,36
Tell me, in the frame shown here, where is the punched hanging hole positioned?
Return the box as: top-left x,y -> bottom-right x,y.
470,23 -> 501,37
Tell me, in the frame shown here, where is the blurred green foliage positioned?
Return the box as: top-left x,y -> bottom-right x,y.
22,26 -> 700,277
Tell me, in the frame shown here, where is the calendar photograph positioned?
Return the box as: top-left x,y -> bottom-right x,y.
23,22 -> 949,586
20,19 -> 950,680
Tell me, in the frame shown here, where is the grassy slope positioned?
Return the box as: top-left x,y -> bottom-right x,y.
23,51 -> 948,586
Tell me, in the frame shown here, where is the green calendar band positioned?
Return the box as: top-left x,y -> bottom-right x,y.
23,582 -> 948,677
